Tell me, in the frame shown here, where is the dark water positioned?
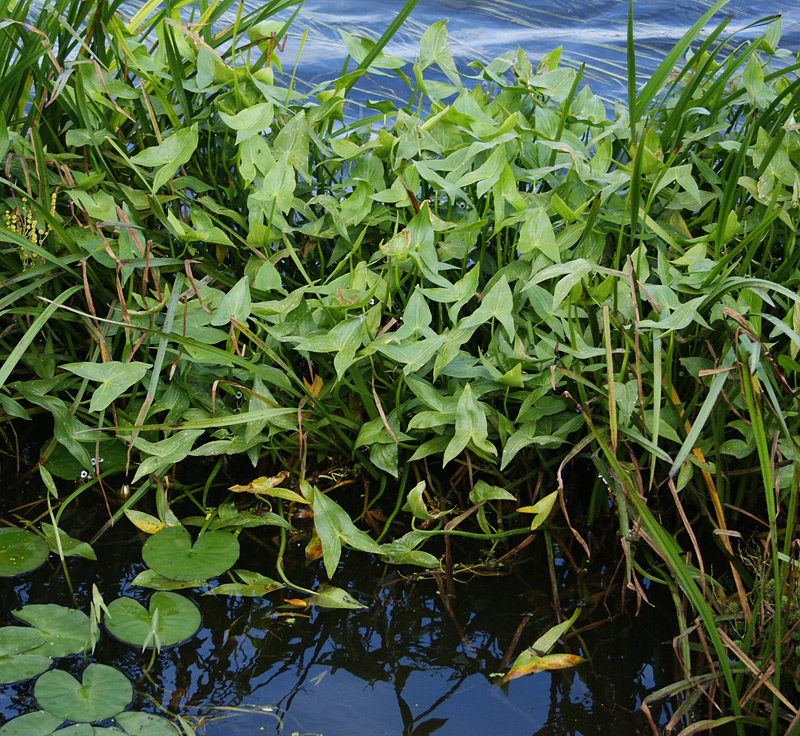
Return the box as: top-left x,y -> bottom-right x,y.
0,504 -> 676,735
265,0 -> 800,106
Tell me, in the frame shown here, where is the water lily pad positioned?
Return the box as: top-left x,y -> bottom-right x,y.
0,710 -> 63,735
105,592 -> 201,648
0,627 -> 52,683
12,604 -> 91,657
34,663 -> 132,722
116,712 -> 179,736
206,569 -> 284,597
142,526 -> 239,581
130,569 -> 204,591
0,528 -> 49,576
58,727 -> 124,736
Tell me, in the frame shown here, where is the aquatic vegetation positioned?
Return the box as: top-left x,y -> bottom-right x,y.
1,0 -> 800,730
0,529 -> 49,576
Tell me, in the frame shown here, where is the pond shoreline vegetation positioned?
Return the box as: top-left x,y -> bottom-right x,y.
1,0 -> 800,731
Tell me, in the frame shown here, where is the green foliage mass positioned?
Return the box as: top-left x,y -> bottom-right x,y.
2,0 -> 800,729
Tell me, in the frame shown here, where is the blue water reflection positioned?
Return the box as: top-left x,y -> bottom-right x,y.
260,0 -> 799,106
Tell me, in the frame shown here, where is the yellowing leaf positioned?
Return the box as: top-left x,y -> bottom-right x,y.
124,509 -> 164,534
503,652 -> 587,682
303,374 -> 324,398
228,472 -> 304,502
517,490 -> 558,530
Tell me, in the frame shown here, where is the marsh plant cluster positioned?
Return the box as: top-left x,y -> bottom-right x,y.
2,0 -> 800,731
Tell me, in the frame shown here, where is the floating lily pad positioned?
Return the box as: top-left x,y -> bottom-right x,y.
34,664 -> 132,722
142,526 -> 239,581
206,569 -> 284,597
58,727 -> 123,736
11,604 -> 91,657
105,592 -> 201,648
130,569 -> 204,591
116,712 -> 179,736
0,627 -> 52,683
0,710 -> 64,735
0,528 -> 50,576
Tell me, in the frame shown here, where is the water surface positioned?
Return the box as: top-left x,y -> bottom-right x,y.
264,0 -> 800,106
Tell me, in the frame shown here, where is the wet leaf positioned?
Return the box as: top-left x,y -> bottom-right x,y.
105,592 -> 201,648
207,569 -> 284,597
0,711 -> 64,736
130,569 -> 203,591
308,584 -> 365,610
0,528 -> 49,576
503,652 -> 587,682
12,604 -> 90,657
503,608 -> 584,681
35,664 -> 132,722
0,628 -> 52,684
142,526 -> 240,581
115,712 -> 179,736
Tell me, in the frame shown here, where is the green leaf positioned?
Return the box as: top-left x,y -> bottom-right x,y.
459,276 -> 515,342
206,569 -> 284,597
469,480 -> 515,504
503,609 -> 584,682
0,627 -> 52,684
419,20 -> 460,85
34,664 -> 132,722
501,424 -> 562,469
132,430 -> 205,483
311,487 -> 382,578
62,362 -> 149,413
533,608 -> 580,654
105,592 -> 201,648
115,712 -> 179,736
130,569 -> 203,590
57,726 -> 123,735
380,531 -> 440,568
142,526 -> 240,581
402,480 -> 450,520
210,277 -> 252,326
130,125 -> 199,192
218,102 -> 274,135
518,207 -> 559,262
443,384 -> 496,466
0,528 -> 49,576
0,711 -> 64,736
300,318 -> 363,380
12,604 -> 91,657
309,583 -> 365,609
517,490 -> 559,530
40,525 -> 96,561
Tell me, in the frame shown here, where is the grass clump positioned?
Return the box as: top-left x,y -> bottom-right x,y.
2,0 -> 800,730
